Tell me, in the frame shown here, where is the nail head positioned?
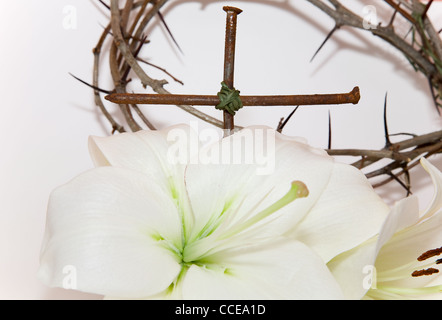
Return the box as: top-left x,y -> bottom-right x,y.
223,6 -> 243,14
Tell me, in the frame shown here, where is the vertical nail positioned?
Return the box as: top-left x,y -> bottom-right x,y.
222,6 -> 242,135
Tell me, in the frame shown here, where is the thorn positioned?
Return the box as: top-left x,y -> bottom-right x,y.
383,92 -> 393,148
121,34 -> 148,82
388,172 -> 412,196
428,77 -> 441,116
422,0 -> 434,21
404,26 -> 414,40
277,117 -> 284,131
328,110 -> 332,149
97,0 -> 110,10
277,106 -> 299,133
158,11 -> 184,55
388,132 -> 418,138
136,57 -> 184,85
310,25 -> 340,63
388,8 -> 399,27
404,166 -> 412,197
69,73 -> 113,94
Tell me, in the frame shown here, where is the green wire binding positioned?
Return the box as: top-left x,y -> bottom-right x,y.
216,82 -> 243,116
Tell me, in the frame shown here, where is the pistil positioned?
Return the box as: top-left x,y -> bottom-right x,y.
181,181 -> 309,263
219,181 -> 309,240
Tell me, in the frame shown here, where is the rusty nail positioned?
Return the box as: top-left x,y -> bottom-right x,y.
222,6 -> 242,135
105,87 -> 361,106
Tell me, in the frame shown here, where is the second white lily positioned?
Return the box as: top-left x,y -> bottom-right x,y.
329,158 -> 442,300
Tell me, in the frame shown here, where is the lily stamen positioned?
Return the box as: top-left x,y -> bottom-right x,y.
411,246 -> 442,278
219,181 -> 309,240
182,181 -> 309,263
411,268 -> 439,277
417,246 -> 442,262
368,247 -> 442,298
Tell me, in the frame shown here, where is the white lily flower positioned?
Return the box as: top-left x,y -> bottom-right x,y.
38,125 -> 389,299
329,158 -> 442,300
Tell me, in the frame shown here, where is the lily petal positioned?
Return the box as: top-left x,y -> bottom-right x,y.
327,195 -> 419,299
329,157 -> 442,299
39,167 -> 182,298
181,238 -> 344,300
419,157 -> 442,220
88,124 -> 198,194
373,159 -> 442,289
184,126 -> 335,243
375,205 -> 442,289
292,163 -> 390,262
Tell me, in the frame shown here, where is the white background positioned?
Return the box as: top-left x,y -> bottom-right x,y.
0,0 -> 441,299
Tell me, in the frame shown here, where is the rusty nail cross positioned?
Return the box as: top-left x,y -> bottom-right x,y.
105,6 -> 360,136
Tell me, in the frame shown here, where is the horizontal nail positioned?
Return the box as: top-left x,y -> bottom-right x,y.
105,87 -> 360,106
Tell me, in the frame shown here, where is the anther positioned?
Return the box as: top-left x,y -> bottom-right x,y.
411,268 -> 440,277
417,246 -> 442,261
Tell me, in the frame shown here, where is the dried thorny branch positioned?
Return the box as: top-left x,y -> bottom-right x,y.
326,92 -> 441,194
307,0 -> 442,114
83,0 -> 441,192
89,0 -> 227,133
306,0 -> 442,192
327,123 -> 442,195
